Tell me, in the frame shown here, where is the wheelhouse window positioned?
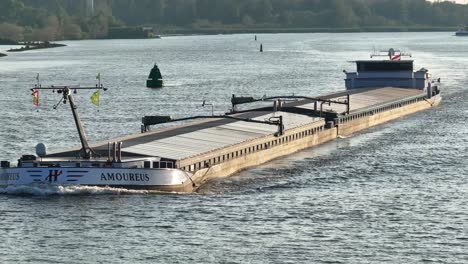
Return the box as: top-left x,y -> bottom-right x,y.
357,61 -> 413,72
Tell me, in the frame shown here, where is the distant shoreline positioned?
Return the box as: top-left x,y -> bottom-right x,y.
0,27 -> 457,46
158,26 -> 458,35
0,52 -> 6,57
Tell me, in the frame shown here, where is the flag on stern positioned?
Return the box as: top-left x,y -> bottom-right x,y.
90,90 -> 100,106
32,89 -> 39,106
391,54 -> 401,61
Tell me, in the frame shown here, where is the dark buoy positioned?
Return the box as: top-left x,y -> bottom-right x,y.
260,44 -> 263,52
255,35 -> 257,41
146,63 -> 163,88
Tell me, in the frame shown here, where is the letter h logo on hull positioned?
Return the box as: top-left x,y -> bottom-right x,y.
46,170 -> 63,182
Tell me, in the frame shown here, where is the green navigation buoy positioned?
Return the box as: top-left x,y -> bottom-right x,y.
146,63 -> 163,88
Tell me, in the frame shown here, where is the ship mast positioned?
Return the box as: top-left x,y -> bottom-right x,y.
370,48 -> 412,60
64,87 -> 93,159
32,77 -> 108,159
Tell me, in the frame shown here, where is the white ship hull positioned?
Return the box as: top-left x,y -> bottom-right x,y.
0,167 -> 195,192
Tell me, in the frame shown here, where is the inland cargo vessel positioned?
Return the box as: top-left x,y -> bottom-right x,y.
0,49 -> 441,192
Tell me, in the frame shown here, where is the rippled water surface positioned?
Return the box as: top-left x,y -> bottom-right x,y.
1,33 -> 468,263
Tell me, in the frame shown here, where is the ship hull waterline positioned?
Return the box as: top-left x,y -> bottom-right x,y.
190,94 -> 441,185
0,167 -> 196,193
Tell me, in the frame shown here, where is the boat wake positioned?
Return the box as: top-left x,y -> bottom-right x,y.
0,185 -> 150,196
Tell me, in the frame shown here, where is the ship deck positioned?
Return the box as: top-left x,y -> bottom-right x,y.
48,87 -> 425,162
298,86 -> 423,114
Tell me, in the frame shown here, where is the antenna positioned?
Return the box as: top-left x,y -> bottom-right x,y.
202,100 -> 214,116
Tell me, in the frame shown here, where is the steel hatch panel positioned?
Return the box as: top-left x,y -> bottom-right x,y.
298,87 -> 424,113
123,111 -> 325,160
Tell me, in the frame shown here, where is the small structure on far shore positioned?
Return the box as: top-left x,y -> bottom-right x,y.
456,25 -> 468,36
146,64 -> 163,88
109,27 -> 160,39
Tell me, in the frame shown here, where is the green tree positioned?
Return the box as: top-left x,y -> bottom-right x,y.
0,22 -> 24,41
63,23 -> 82,39
88,12 -> 110,38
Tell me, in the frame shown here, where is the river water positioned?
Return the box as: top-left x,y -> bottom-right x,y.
0,33 -> 467,263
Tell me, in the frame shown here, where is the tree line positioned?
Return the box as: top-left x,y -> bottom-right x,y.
0,0 -> 467,41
